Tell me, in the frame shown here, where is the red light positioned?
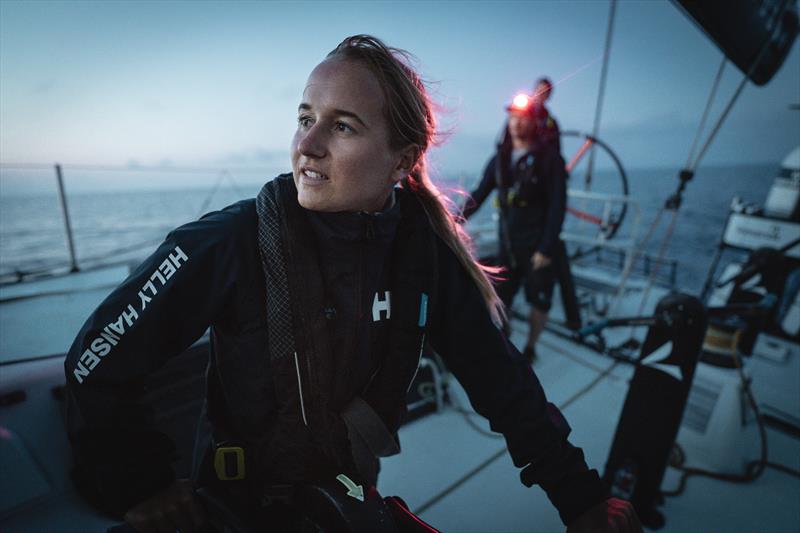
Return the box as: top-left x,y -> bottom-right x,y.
511,93 -> 530,111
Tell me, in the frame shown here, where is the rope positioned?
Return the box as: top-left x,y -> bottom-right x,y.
685,59 -> 726,169
608,0 -> 787,321
686,0 -> 789,173
0,162 -> 266,173
608,206 -> 665,316
413,357 -> 617,516
608,0 -> 790,324
690,68 -> 753,171
633,207 -> 680,319
584,0 -> 617,191
624,0 -> 790,319
662,345 -> 768,496
195,170 -> 228,218
77,237 -> 165,264
195,170 -> 248,218
413,319 -> 620,516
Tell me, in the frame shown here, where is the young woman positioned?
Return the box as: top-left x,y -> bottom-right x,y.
65,35 -> 640,533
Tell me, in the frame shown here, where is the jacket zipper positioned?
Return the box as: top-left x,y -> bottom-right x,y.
293,351 -> 309,426
365,216 -> 375,240
406,332 -> 427,392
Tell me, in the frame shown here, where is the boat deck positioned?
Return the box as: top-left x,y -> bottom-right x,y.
1,264 -> 799,532
380,314 -> 800,532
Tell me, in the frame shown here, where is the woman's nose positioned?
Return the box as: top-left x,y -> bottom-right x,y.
296,124 -> 327,159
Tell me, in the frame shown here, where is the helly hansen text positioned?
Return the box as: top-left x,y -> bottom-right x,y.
72,246 -> 189,384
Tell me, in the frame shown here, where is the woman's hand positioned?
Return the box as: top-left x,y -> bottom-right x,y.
123,478 -> 208,533
531,252 -> 552,270
566,498 -> 643,533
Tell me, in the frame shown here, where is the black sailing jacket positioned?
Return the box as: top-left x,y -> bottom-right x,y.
64,178 -> 605,525
463,142 -> 567,256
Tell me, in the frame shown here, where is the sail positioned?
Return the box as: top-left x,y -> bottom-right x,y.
673,0 -> 798,85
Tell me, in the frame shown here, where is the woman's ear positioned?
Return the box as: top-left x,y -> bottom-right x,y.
391,145 -> 420,183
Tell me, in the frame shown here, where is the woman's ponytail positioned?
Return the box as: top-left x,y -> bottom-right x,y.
330,35 -> 504,325
403,167 -> 504,326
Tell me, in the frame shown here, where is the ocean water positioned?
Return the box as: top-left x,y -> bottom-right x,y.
0,163 -> 777,294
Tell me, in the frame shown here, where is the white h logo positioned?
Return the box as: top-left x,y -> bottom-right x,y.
372,291 -> 391,322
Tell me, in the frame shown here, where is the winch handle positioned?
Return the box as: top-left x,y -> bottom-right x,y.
576,315 -> 664,339
706,293 -> 778,318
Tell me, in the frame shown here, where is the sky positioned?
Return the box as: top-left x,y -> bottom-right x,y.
1,0 -> 798,193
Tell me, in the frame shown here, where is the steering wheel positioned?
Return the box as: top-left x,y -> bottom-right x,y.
561,130 -> 629,241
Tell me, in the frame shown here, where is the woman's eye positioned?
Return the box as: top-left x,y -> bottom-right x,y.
334,121 -> 355,133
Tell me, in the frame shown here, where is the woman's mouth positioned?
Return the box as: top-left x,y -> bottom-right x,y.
302,168 -> 329,182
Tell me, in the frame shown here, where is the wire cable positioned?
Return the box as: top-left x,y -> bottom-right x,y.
413,321 -> 619,516
685,60 -> 726,169
608,206 -> 665,317
632,206 -> 680,320
686,0 -> 789,173
662,343 -> 770,496
584,0 -> 617,191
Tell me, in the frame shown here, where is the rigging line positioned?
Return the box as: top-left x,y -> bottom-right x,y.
0,162 -> 267,173
663,343 -> 770,496
608,206 -> 665,316
689,0 -> 790,171
195,170 -> 227,218
413,351 -> 618,517
584,0 -> 617,191
685,59 -> 727,169
223,169 -> 247,197
412,447 -> 506,516
633,206 -> 680,325
690,70 -> 755,171
80,237 -> 165,264
538,337 -> 622,377
456,408 -> 504,439
3,235 -> 164,281
610,3 -> 784,315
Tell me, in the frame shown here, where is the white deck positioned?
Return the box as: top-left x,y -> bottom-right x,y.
380,311 -> 800,532
1,262 -> 799,532
0,265 -> 130,362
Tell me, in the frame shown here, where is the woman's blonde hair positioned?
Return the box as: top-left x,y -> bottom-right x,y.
328,35 -> 504,324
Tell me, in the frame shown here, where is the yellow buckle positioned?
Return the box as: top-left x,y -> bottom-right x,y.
214,446 -> 246,481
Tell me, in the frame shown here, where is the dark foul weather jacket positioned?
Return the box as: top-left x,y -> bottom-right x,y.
463,141 -> 567,258
64,175 -> 605,526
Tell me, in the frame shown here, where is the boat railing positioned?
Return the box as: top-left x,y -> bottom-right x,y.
0,162 -> 268,285
564,189 -> 678,287
466,188 -> 679,288
562,188 -> 641,248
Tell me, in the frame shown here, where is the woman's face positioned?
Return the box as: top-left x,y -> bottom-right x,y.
291,57 -> 411,212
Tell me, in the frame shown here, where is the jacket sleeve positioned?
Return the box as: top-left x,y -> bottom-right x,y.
536,150 -> 568,256
461,156 -> 498,220
428,241 -> 607,525
64,203 -> 248,517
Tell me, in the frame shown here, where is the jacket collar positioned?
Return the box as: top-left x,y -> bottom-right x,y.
304,189 -> 401,244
